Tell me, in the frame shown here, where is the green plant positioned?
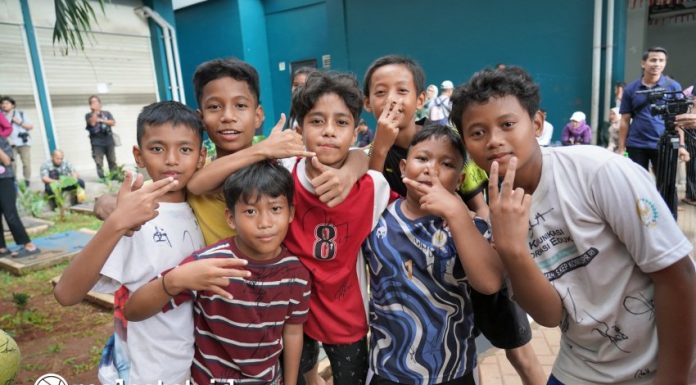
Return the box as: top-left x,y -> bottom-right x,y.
53,0 -> 106,54
101,164 -> 125,193
11,292 -> 30,331
49,175 -> 80,221
48,343 -> 63,353
17,182 -> 46,217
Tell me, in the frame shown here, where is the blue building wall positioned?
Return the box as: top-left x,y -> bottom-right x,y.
338,0 -> 595,139
175,0 -> 244,108
265,1 -> 328,123
176,0 -> 623,141
144,0 -> 178,101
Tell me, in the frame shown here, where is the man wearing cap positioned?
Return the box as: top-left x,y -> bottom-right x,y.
428,80 -> 454,125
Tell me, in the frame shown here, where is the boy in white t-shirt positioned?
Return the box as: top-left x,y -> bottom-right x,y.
54,101 -> 217,384
451,67 -> 696,385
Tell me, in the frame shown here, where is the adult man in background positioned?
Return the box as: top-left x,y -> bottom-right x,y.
1,96 -> 34,187
619,47 -> 689,215
85,95 -> 117,179
40,149 -> 85,208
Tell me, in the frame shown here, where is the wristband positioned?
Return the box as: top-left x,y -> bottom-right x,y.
161,274 -> 175,297
679,144 -> 686,149
367,142 -> 374,158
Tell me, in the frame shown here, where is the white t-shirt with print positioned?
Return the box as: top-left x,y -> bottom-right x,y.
93,202 -> 205,385
527,146 -> 693,385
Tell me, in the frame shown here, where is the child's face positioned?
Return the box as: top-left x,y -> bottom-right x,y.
459,95 -> 543,181
570,120 -> 581,129
365,64 -> 425,129
301,92 -> 357,168
226,193 -> 294,260
133,123 -> 205,202
199,77 -> 264,157
400,137 -> 464,201
292,73 -> 308,93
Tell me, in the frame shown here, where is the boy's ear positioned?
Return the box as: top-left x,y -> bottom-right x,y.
197,146 -> 207,170
416,91 -> 426,110
254,105 -> 265,130
225,207 -> 237,231
288,205 -> 295,224
533,110 -> 544,137
364,97 -> 373,113
399,158 -> 407,176
132,145 -> 145,168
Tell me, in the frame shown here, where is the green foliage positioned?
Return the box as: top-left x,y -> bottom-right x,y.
101,164 -> 125,193
17,182 -> 46,218
48,343 -> 63,354
53,0 -> 106,54
49,175 -> 80,221
12,292 -> 29,310
252,135 -> 266,144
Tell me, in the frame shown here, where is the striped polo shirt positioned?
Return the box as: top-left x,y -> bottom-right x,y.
164,238 -> 311,385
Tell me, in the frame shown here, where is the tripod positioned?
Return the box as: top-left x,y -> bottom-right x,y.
655,127 -> 680,218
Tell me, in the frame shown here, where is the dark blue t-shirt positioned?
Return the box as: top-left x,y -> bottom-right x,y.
619,75 -> 681,149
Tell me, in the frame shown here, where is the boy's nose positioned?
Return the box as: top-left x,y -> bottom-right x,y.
165,150 -> 179,165
487,127 -> 505,148
221,105 -> 237,122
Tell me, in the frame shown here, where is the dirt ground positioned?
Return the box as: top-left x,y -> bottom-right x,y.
0,263 -> 112,384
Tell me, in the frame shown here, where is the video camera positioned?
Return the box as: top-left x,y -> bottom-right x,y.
637,88 -> 693,133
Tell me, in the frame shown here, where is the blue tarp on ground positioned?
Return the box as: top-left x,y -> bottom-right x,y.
6,230 -> 93,253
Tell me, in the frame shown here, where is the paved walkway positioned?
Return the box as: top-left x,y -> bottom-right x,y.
478,196 -> 696,384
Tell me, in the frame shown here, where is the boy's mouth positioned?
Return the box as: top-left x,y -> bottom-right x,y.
218,129 -> 242,138
161,171 -> 181,178
488,152 -> 512,162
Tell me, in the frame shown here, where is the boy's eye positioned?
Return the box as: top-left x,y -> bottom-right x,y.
180,147 -> 193,154
271,205 -> 283,213
442,161 -> 455,168
399,88 -> 409,94
374,90 -> 386,97
415,155 -> 428,162
150,146 -> 164,153
243,208 -> 256,215
236,103 -> 248,109
502,121 -> 515,128
206,104 -> 221,111
337,119 -> 350,126
310,118 -> 324,125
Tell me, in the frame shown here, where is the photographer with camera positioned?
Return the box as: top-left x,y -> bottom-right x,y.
619,47 -> 689,216
86,95 -> 117,180
1,96 -> 34,187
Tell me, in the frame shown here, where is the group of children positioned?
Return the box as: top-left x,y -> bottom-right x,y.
53,55 -> 695,385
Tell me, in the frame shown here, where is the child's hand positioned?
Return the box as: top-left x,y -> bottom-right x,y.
310,157 -> 353,207
167,257 -> 251,299
373,98 -> 404,150
487,158 -> 532,257
110,172 -> 178,233
403,168 -> 466,220
257,114 -> 315,159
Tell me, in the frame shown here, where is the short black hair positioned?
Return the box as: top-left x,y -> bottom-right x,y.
410,123 -> 466,164
136,101 -> 205,146
88,95 -> 101,104
0,96 -> 16,106
193,58 -> 260,106
292,71 -> 363,126
450,66 -> 540,136
642,46 -> 668,61
223,160 -> 294,211
363,55 -> 425,96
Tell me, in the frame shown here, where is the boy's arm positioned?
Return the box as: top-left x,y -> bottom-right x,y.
369,99 -> 405,172
464,191 -> 490,221
54,173 -> 178,306
487,159 -> 563,327
187,115 -> 314,195
282,323 -> 304,385
403,173 -> 503,294
650,256 -> 696,385
124,256 -> 250,321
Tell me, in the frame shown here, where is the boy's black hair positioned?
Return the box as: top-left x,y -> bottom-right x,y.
450,66 -> 540,136
0,96 -> 16,106
223,160 -> 294,211
362,55 -> 425,96
642,46 -> 668,60
292,71 -> 363,125
88,95 -> 101,103
193,58 -> 260,106
136,101 -> 205,146
410,123 -> 466,164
